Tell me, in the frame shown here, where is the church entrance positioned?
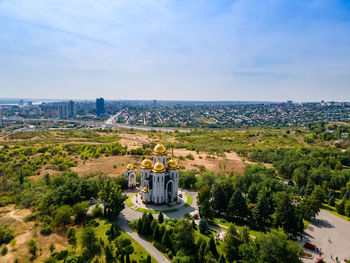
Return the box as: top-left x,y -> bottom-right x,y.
166,181 -> 174,203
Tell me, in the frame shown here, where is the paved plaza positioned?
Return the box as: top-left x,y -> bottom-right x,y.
300,209 -> 350,263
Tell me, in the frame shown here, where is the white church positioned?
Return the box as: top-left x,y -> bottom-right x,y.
124,143 -> 179,205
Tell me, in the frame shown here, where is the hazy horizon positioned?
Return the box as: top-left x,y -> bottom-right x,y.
1,0 -> 350,101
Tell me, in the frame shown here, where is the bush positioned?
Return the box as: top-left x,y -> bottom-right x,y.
0,225 -> 14,245
121,238 -> 132,247
91,205 -> 103,218
153,241 -> 166,253
88,220 -> 100,227
1,246 -> 8,255
40,225 -> 52,236
24,212 -> 39,222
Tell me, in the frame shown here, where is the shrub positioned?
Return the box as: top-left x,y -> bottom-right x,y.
24,212 -> 39,222
88,220 -> 99,227
1,246 -> 8,255
40,225 -> 52,236
121,238 -> 132,247
92,205 -> 103,218
0,225 -> 14,245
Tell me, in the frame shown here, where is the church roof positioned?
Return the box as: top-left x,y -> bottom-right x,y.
126,163 -> 134,170
153,143 -> 167,155
141,158 -> 153,169
167,158 -> 179,170
152,160 -> 166,173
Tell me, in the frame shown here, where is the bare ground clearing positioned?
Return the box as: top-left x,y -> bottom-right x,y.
0,205 -> 68,263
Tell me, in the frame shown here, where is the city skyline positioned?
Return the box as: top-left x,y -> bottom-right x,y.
1,0 -> 350,101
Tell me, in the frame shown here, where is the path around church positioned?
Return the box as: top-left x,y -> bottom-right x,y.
117,189 -> 199,263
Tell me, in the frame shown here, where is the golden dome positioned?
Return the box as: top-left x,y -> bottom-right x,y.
152,160 -> 166,173
126,163 -> 134,170
141,158 -> 153,169
167,159 -> 179,170
153,143 -> 167,155
142,185 -> 149,193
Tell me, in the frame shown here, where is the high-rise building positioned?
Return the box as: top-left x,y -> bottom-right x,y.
96,98 -> 105,117
58,103 -> 68,119
67,100 -> 76,117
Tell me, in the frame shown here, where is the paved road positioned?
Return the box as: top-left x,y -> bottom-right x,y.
117,189 -> 198,263
301,209 -> 350,262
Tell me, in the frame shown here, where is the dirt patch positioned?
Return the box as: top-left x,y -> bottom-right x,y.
0,205 -> 68,263
173,149 -> 245,174
71,155 -> 144,177
172,149 -> 272,175
119,133 -> 151,149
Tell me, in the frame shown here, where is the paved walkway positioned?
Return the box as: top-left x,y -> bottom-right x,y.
300,209 -> 350,263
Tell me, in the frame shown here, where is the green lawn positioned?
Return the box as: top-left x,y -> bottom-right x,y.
126,193 -> 137,207
184,193 -> 193,207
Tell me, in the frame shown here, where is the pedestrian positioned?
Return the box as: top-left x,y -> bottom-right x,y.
336,256 -> 338,262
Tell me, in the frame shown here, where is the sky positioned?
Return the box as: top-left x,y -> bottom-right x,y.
0,0 -> 350,102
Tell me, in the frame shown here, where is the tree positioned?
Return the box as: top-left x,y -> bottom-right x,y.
273,193 -> 298,237
99,180 -> 127,218
140,212 -> 152,235
153,224 -> 161,242
223,224 -> 241,262
179,171 -> 197,188
218,254 -> 226,263
148,213 -> 154,225
212,183 -> 229,214
227,190 -> 249,222
53,205 -> 72,226
49,243 -> 55,254
174,219 -> 194,251
104,244 -> 115,263
158,211 -> 164,224
239,226 -> 250,244
192,219 -> 197,230
197,240 -> 207,263
300,186 -> 325,220
254,229 -> 302,263
198,218 -> 209,234
328,194 -> 336,206
72,201 -> 89,224
252,191 -> 273,230
197,185 -> 211,206
161,230 -> 172,250
209,236 -> 218,257
200,199 -> 214,219
81,226 -> 99,257
147,255 -> 152,263
28,238 -> 38,258
67,227 -> 77,247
